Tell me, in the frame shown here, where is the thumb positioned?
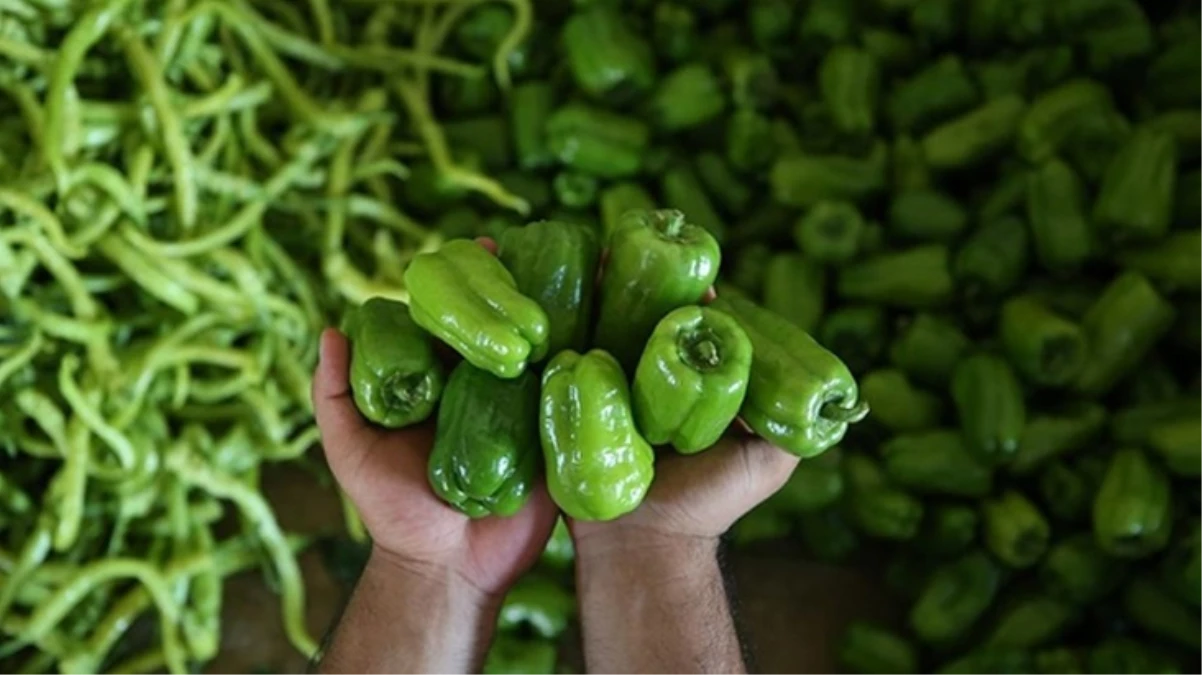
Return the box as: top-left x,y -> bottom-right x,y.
312,328 -> 375,465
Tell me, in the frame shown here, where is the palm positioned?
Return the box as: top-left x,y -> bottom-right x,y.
315,329 -> 558,596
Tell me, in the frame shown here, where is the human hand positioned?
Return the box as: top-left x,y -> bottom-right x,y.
312,326 -> 558,600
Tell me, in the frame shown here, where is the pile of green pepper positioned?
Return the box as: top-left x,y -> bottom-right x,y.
345,208 -> 867,522
2,0 -> 1200,672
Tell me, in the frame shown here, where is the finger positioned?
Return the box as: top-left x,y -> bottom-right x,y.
312,328 -> 375,457
664,436 -> 799,515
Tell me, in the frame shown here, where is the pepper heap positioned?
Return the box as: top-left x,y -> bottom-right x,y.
349,209 -> 867,522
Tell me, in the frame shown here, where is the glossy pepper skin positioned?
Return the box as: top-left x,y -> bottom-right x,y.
838,622 -> 918,675
599,182 -> 655,243
951,353 -> 1025,464
341,298 -> 444,429
483,637 -> 557,675
762,253 -> 825,333
498,221 -> 600,356
661,163 -> 727,243
1074,272 -> 1175,397
1093,448 -> 1172,558
562,5 -> 655,102
711,293 -> 869,458
405,240 -> 549,379
428,363 -> 540,518
632,306 -> 752,454
539,518 -> 574,570
999,295 -> 1087,387
910,551 -> 1001,645
540,350 -> 654,522
983,490 -> 1050,568
594,209 -> 720,371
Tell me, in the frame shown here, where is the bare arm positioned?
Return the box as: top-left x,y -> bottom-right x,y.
318,550 -> 498,674
575,530 -> 744,674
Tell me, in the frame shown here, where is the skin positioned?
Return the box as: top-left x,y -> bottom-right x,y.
314,241 -> 800,674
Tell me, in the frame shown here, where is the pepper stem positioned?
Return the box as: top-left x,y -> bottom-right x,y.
385,372 -> 429,412
820,399 -> 870,424
655,210 -> 687,240
679,330 -> 723,371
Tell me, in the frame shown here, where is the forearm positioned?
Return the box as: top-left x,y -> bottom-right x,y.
575,530 -> 745,674
318,549 -> 498,674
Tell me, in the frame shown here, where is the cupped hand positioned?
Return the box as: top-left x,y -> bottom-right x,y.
312,327 -> 559,598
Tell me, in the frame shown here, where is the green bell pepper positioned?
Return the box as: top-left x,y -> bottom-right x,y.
1009,402 -> 1106,475
819,45 -> 879,135
889,189 -> 968,242
1147,417 -> 1201,477
819,304 -> 889,374
598,182 -> 656,244
648,63 -> 726,132
859,369 -> 943,433
1026,159 -> 1093,274
770,143 -> 888,207
1118,230 -> 1202,293
951,353 -> 1026,464
1000,295 -> 1087,387
1123,578 -> 1201,650
594,209 -> 721,371
497,576 -> 576,639
888,55 -> 979,132
1017,79 -> 1113,163
1111,396 -> 1201,446
1039,534 -> 1125,605
562,5 -> 655,102
798,508 -> 861,562
793,201 -> 865,265
1074,272 -> 1175,397
837,245 -> 955,308
508,81 -> 555,170
428,363 -> 540,518
839,622 -> 918,675
540,350 -> 655,522
405,240 -> 549,379
982,490 -> 1050,568
762,253 -> 825,333
889,313 -> 969,387
983,594 -> 1076,649
545,103 -> 651,179
632,306 -> 752,453
843,453 -> 924,541
920,95 -> 1026,169
1038,460 -> 1092,524
1093,448 -> 1172,558
1160,518 -> 1201,608
938,648 -> 1032,675
539,518 -> 574,570
1094,127 -> 1178,243
483,636 -> 558,675
726,109 -> 777,173
953,216 -> 1029,301
723,49 -> 781,111
652,2 -> 698,63
552,172 -> 599,209
711,293 -> 868,458
1034,647 -> 1085,675
910,551 -> 1001,644
661,162 -> 727,243
341,297 -> 444,429
881,430 -> 993,498
695,153 -> 752,217
498,221 -> 601,356
727,244 -> 772,297
770,452 -> 845,514
892,135 -> 932,191
917,504 -> 979,558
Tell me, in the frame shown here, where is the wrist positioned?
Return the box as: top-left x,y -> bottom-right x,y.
367,545 -> 501,616
572,524 -> 720,588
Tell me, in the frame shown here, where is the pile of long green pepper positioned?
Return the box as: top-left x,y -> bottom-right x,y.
0,0 -> 533,672
2,0 -> 1200,672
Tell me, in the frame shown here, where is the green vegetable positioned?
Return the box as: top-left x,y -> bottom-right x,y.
859,369 -> 943,433
1040,535 -> 1125,604
889,313 -> 969,387
888,188 -> 968,242
662,163 -> 728,243
843,453 -> 925,541
762,253 -> 825,333
1093,448 -> 1172,558
1118,230 -> 1202,292
695,153 -> 752,217
1017,79 -> 1113,162
594,209 -> 721,370
953,216 -> 1029,300
711,293 -> 869,458
798,509 -> 861,562
545,103 -> 651,179
1074,272 -> 1175,397
1009,402 -> 1106,475
983,594 -> 1076,648
1147,418 -> 1201,477
553,171 -> 599,208
1094,128 -> 1178,243
837,245 -> 955,308
1039,461 -> 1093,524
1122,577 -> 1201,650
770,143 -> 888,207
429,363 -> 540,517
406,240 -> 549,379
1086,638 -> 1180,675
888,55 -> 979,132
918,504 -> 979,558
1026,159 -> 1093,274
599,182 -> 656,243
938,647 -> 1032,674
649,64 -> 726,131
770,453 -> 845,513
508,81 -> 555,170
881,430 -> 993,497
839,622 -> 918,674
821,305 -> 889,374
910,552 -> 1001,644
999,296 -> 1087,387
341,298 -> 445,429
819,46 -> 879,135
483,637 -> 558,675
920,95 -> 1026,169
982,490 -> 1050,567
540,350 -> 654,522
562,5 -> 655,102
632,306 -> 752,453
726,109 -> 778,172
952,353 -> 1025,464
498,576 -> 576,639
793,201 -> 865,264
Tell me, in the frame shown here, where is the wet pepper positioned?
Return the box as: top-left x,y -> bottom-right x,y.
540,350 -> 654,521
428,363 -> 540,518
632,306 -> 752,454
405,240 -> 549,379
498,221 -> 601,356
594,209 -> 721,370
711,293 -> 869,458
341,298 -> 444,429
